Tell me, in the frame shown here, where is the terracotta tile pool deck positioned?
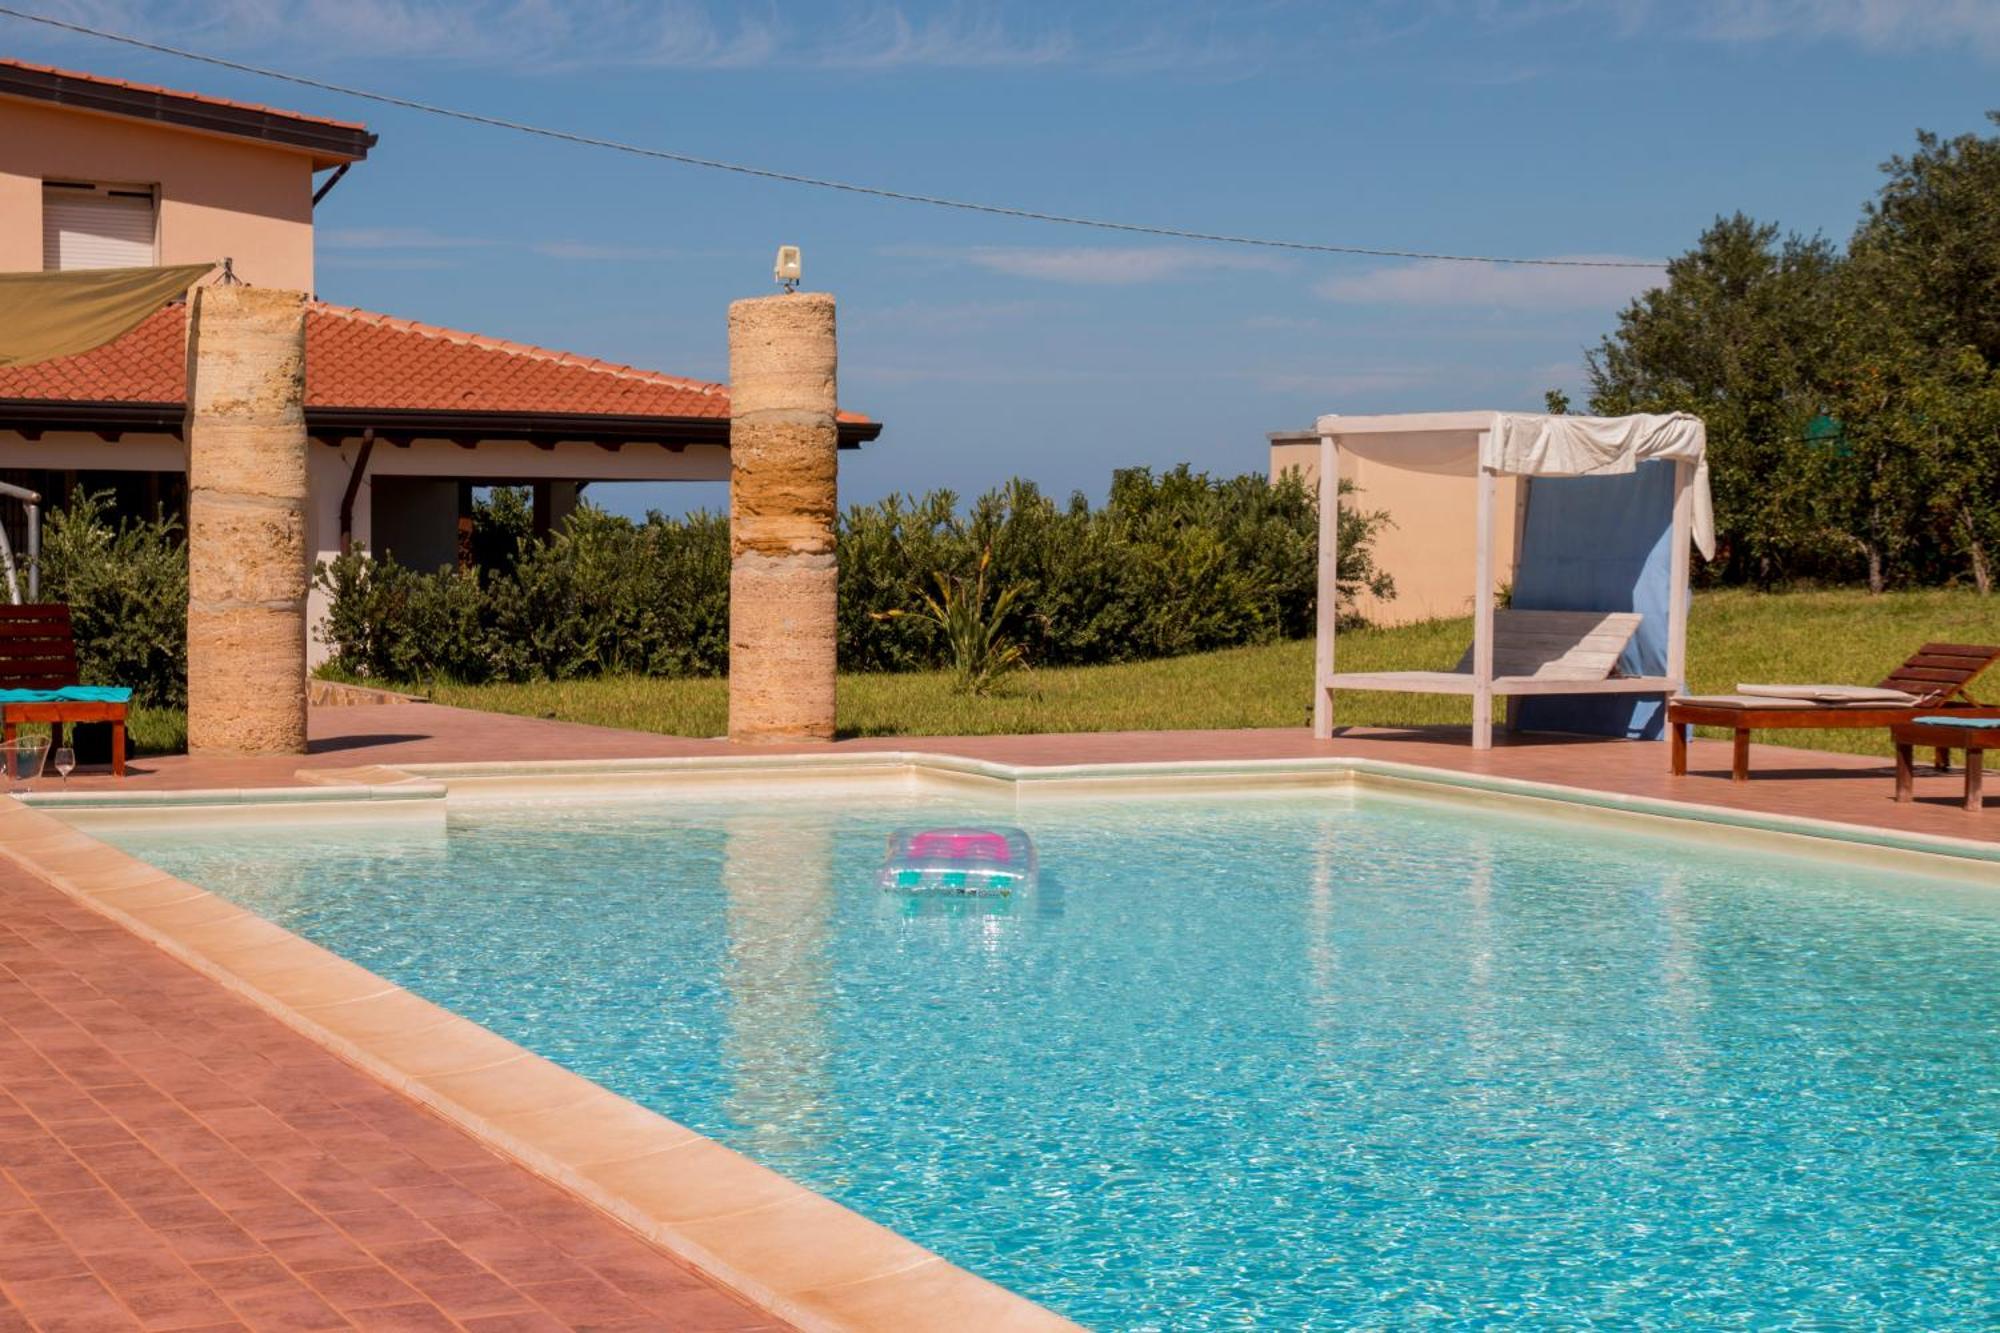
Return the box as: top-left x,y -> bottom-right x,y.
0,854 -> 785,1331
5,703 -> 1996,1330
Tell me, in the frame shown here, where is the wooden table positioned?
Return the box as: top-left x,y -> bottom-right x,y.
1892,720 -> 1995,811
1,700 -> 127,776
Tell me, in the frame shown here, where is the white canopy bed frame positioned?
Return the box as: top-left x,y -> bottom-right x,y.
1312,410 -> 1712,750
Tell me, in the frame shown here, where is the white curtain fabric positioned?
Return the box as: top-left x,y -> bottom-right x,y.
1492,412 -> 1713,559
1319,411 -> 1714,559
1329,427 -> 1475,476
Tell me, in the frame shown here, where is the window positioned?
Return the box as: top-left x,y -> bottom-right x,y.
41,181 -> 157,270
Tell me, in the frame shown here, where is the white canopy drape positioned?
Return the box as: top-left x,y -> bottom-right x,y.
1315,410 -> 1713,559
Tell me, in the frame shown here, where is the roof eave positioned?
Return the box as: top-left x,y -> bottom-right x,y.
0,65 -> 376,167
0,400 -> 882,449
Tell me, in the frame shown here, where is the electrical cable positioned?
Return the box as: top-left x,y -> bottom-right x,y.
0,4 -> 1667,270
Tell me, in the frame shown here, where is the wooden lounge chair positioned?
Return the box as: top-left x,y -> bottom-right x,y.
1329,608 -> 1648,705
0,604 -> 128,776
1667,642 -> 2000,782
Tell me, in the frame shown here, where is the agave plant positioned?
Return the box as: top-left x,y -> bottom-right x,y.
873,547 -> 1027,695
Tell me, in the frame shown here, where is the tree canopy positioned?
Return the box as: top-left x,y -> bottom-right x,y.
1586,114 -> 2000,592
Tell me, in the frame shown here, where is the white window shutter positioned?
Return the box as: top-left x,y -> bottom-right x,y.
42,184 -> 157,271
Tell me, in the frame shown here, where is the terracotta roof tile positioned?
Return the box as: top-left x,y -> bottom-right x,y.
0,57 -> 369,132
0,302 -> 873,425
305,303 -> 730,417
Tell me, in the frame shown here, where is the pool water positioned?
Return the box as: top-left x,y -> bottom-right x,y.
105,787 -> 2000,1328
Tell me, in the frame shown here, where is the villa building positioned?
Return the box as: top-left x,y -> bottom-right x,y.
0,59 -> 879,660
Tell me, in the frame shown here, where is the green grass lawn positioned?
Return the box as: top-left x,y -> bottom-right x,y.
419,588 -> 1999,760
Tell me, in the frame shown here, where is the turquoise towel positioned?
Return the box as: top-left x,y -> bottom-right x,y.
0,686 -> 132,704
1912,715 -> 2000,729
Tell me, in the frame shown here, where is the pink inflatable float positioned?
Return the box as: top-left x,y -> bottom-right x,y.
879,826 -> 1037,896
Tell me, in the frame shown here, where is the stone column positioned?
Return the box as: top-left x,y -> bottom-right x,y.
727,292 -> 838,742
184,284 -> 310,754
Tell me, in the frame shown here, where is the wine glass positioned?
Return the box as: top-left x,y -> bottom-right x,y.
53,745 -> 75,790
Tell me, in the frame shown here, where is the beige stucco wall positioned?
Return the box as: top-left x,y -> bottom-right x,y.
1271,437 -> 1523,626
0,99 -> 316,288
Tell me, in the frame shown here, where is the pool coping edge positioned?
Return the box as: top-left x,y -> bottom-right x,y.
387,749 -> 2000,875
0,795 -> 1079,1333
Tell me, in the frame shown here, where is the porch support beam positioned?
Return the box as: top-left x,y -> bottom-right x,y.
1471,440 -> 1497,751
1312,429 -> 1339,740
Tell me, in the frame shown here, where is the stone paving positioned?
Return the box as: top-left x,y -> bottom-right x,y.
6,703 -> 1995,1330
0,855 -> 784,1332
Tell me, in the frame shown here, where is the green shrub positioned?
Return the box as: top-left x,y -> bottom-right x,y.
839,468 -> 1391,672
486,506 -> 731,680
36,490 -> 188,708
314,551 -> 489,683
317,467 -> 1393,687
873,547 -> 1027,694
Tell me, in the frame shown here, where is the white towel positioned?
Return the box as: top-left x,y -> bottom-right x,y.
1733,683 -> 1919,704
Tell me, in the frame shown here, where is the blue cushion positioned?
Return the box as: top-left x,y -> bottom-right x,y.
1911,715 -> 2000,729
0,685 -> 132,704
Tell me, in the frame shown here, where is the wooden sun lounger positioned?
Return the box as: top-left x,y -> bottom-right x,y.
1329,608 -> 1657,704
1667,641 -> 2000,782
0,604 -> 127,776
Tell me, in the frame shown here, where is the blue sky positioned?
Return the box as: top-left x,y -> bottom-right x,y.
7,1 -> 1996,518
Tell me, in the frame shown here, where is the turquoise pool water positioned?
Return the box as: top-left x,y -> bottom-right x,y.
104,787 -> 2000,1328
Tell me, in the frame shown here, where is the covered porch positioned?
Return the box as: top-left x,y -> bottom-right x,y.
0,299 -> 880,662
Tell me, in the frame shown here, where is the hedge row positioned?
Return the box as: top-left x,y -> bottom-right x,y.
318,466 -> 1393,685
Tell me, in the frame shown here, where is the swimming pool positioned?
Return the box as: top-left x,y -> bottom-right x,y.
101,784 -> 2000,1328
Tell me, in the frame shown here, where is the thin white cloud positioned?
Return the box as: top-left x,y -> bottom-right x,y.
850,299 -> 1055,332
855,363 -> 1159,386
28,0 -> 1999,74
319,226 -> 493,250
1242,313 -> 1325,331
37,0 -> 1095,71
811,6 -> 1073,69
318,254 -> 461,270
621,0 -> 782,69
1245,368 -> 1440,396
1350,0 -> 1999,57
290,0 -> 553,59
1315,257 -> 1658,310
959,245 -> 1289,285
1687,0 -> 2000,57
530,241 -> 689,261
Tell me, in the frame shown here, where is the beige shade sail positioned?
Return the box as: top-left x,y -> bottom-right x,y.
0,263 -> 215,368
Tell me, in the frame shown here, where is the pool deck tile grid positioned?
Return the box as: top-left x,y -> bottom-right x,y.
0,855 -> 787,1333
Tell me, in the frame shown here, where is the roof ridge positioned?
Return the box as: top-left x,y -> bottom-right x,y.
308,302 -> 726,397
